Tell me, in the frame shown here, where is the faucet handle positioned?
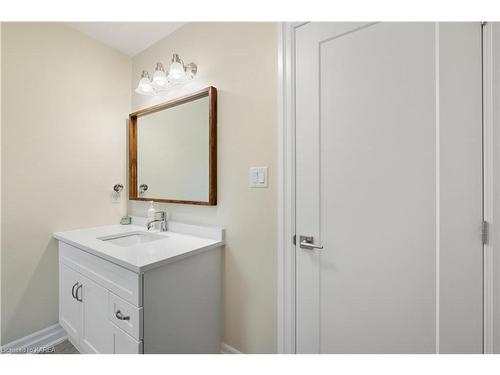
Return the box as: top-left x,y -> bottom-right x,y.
155,210 -> 166,220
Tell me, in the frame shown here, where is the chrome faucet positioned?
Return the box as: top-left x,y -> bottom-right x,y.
147,211 -> 168,232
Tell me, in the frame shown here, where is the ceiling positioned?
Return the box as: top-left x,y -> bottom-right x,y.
65,22 -> 185,56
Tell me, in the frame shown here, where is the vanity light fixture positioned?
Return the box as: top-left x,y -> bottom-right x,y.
135,70 -> 154,95
135,53 -> 198,96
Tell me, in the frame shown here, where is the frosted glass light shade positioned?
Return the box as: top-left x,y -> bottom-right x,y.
153,71 -> 168,86
135,77 -> 154,95
168,61 -> 186,81
152,65 -> 168,86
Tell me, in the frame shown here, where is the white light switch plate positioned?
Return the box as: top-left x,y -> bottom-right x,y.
249,167 -> 268,188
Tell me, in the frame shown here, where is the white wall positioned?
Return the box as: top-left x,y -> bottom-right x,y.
130,22 -> 278,353
1,23 -> 131,344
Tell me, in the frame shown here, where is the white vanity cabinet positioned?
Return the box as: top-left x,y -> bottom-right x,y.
59,243 -> 144,353
56,224 -> 222,354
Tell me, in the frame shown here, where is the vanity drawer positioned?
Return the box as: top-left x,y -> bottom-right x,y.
59,242 -> 142,307
109,292 -> 143,340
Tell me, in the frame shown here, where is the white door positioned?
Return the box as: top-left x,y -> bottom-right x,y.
80,275 -> 113,354
59,263 -> 83,342
295,22 -> 483,353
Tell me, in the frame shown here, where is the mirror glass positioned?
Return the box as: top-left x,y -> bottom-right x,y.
129,87 -> 217,205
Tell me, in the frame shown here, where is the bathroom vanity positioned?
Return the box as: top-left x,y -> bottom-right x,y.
54,219 -> 224,354
52,87 -> 222,354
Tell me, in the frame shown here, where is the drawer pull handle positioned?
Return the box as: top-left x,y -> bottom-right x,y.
115,310 -> 130,321
71,282 -> 78,299
75,284 -> 83,302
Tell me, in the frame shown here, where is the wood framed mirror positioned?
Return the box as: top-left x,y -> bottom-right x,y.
129,86 -> 217,205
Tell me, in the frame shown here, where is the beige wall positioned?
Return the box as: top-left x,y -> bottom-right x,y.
1,23 -> 131,344
130,22 -> 278,353
0,22 -> 278,351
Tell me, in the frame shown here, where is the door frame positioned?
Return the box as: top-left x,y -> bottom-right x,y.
277,22 -> 301,354
277,21 -> 498,354
482,21 -> 499,354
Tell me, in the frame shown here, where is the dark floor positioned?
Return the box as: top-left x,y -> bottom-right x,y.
40,340 -> 79,354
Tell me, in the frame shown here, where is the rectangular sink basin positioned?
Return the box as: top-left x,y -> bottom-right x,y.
98,231 -> 166,247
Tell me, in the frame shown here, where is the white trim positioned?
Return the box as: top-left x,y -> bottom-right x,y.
482,21 -> 496,354
434,22 -> 441,354
220,342 -> 243,354
277,22 -> 298,354
0,324 -> 67,354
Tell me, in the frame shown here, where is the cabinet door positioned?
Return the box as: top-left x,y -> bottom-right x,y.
110,323 -> 143,354
80,276 -> 113,354
60,263 -> 83,342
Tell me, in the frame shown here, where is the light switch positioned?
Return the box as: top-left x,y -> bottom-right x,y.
249,167 -> 268,188
251,168 -> 259,185
258,169 -> 266,183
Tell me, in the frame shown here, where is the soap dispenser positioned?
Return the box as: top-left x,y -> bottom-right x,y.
147,201 -> 155,222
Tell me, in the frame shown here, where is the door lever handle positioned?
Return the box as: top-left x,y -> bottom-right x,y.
299,236 -> 323,250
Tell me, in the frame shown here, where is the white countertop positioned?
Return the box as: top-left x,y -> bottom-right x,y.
54,221 -> 224,273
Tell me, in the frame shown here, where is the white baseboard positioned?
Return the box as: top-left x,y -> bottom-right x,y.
3,327 -> 241,354
220,342 -> 243,354
1,324 -> 67,354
